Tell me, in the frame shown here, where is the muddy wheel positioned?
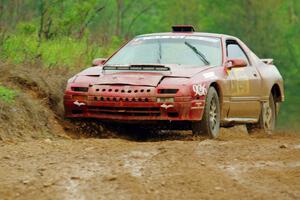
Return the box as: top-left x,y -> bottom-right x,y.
246,94 -> 276,134
192,87 -> 220,138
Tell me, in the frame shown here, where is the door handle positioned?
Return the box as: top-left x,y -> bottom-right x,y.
253,73 -> 257,77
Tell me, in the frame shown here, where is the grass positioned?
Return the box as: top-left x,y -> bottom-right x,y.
0,86 -> 17,104
0,32 -> 119,68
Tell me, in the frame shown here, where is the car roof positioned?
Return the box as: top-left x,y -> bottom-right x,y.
136,32 -> 237,40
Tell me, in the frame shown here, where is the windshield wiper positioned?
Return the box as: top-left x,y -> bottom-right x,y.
157,40 -> 162,64
184,41 -> 210,65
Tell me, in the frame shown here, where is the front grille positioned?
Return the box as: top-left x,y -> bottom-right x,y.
72,110 -> 83,114
88,106 -> 161,116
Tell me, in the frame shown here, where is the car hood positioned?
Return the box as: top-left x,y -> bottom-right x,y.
77,65 -> 212,87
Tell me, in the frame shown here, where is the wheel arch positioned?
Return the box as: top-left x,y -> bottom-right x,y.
209,82 -> 223,107
271,83 -> 283,102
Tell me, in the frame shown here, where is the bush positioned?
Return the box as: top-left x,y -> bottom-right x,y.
1,34 -> 38,64
0,86 -> 17,104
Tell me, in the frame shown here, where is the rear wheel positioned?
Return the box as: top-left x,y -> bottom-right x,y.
246,94 -> 276,134
192,87 -> 220,138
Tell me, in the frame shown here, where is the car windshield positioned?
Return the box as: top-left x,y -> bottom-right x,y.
106,36 -> 222,67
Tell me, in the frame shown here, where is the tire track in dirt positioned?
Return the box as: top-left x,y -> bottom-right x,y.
0,133 -> 299,199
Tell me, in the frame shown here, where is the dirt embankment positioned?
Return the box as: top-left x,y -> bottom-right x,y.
0,62 -> 121,141
0,62 -> 81,141
0,63 -> 61,140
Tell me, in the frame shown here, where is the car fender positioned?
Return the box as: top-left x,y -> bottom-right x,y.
258,63 -> 284,102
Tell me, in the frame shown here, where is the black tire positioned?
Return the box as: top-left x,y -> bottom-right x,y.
246,94 -> 276,134
192,87 -> 220,138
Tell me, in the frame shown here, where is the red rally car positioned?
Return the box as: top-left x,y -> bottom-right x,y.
64,25 -> 284,138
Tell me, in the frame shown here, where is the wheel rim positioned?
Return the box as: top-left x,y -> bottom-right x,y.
263,101 -> 274,130
209,96 -> 218,131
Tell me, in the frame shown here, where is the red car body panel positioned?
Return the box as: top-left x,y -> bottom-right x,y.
64,73 -> 206,121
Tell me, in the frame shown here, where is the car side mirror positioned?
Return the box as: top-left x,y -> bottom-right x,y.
225,58 -> 247,69
92,58 -> 107,66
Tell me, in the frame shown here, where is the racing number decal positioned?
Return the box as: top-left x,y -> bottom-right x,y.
193,84 -> 207,96
228,68 -> 250,96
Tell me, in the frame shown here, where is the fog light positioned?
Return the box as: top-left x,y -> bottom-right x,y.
157,97 -> 174,103
72,95 -> 87,101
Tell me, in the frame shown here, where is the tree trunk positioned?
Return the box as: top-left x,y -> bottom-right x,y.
115,0 -> 123,36
38,0 -> 46,48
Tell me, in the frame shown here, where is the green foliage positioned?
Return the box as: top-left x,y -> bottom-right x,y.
16,22 -> 37,35
0,86 -> 17,104
38,36 -> 102,67
1,33 -> 38,64
1,30 -> 105,67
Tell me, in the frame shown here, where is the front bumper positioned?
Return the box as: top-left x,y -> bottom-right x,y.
64,94 -> 205,121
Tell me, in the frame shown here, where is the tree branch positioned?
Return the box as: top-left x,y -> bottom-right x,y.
126,3 -> 155,36
77,5 -> 105,39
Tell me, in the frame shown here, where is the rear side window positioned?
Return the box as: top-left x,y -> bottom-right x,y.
226,40 -> 250,65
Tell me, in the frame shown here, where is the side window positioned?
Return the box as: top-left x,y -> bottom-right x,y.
226,41 -> 250,65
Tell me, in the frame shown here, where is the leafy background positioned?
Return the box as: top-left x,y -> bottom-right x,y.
0,0 -> 299,128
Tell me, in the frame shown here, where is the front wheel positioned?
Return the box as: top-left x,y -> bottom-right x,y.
192,87 -> 220,138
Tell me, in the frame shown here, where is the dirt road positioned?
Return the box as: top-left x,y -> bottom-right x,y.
0,128 -> 300,200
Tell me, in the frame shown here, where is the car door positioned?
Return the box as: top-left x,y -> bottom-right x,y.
225,40 -> 261,119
